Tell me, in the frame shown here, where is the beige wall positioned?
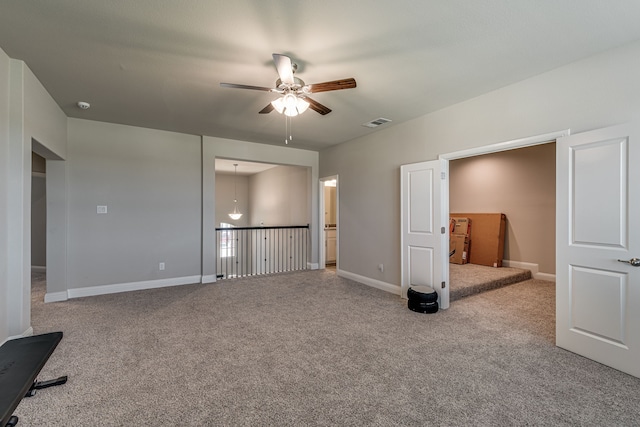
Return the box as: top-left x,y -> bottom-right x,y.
449,143 -> 556,273
249,165 -> 310,227
215,173 -> 250,227
215,165 -> 310,228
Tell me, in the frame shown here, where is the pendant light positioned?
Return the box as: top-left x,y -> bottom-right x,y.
228,163 -> 243,220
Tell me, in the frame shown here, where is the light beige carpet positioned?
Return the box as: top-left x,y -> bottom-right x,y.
16,270 -> 640,426
449,263 -> 532,301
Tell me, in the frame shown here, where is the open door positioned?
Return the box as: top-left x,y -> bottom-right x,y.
401,160 -> 448,309
557,122 -> 640,378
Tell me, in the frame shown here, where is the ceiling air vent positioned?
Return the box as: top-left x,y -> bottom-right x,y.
362,117 -> 392,128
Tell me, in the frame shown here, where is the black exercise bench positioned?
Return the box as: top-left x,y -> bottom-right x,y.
0,332 -> 67,427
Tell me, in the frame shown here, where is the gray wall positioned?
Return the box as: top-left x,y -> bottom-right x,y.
31,175 -> 47,267
320,40 -> 640,290
1,50 -> 67,343
66,119 -> 202,289
0,47 -> 10,341
449,143 -> 556,273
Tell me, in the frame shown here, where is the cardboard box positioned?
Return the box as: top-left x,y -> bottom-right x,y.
450,213 -> 506,267
449,233 -> 469,264
450,217 -> 471,236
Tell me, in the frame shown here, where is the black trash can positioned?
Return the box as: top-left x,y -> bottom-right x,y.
407,285 -> 439,313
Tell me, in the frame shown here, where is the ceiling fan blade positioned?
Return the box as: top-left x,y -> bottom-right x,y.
303,97 -> 332,115
259,103 -> 274,114
272,53 -> 295,85
307,78 -> 357,93
220,82 -> 273,91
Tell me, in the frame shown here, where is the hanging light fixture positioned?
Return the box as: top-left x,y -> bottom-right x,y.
228,163 -> 243,220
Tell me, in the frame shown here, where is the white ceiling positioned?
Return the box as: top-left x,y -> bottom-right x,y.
214,159 -> 278,175
2,1 -> 640,151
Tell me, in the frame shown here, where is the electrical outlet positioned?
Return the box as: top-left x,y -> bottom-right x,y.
159,262 -> 165,271
378,263 -> 384,272
97,205 -> 108,214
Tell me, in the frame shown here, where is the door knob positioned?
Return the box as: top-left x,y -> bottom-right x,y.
617,257 -> 640,267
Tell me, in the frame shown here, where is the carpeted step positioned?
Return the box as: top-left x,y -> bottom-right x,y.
449,264 -> 532,301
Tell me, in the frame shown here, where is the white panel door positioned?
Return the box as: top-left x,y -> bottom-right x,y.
557,123 -> 640,377
401,160 -> 448,309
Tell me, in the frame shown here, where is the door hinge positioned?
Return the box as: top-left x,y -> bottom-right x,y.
441,227 -> 446,234
441,281 -> 446,289
441,172 -> 446,180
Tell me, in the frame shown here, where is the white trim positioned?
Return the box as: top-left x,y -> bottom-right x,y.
66,275 -> 202,299
201,274 -> 217,284
502,260 -> 539,276
307,262 -> 320,270
1,327 -> 34,346
338,269 -> 401,296
502,260 -> 556,282
439,129 -> 570,161
536,272 -> 556,282
31,265 -> 46,273
44,291 -> 68,303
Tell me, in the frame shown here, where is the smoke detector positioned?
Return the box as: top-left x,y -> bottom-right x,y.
76,101 -> 90,110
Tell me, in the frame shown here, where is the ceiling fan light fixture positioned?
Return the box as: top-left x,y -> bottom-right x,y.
296,98 -> 310,114
284,93 -> 297,110
283,93 -> 300,117
273,94 -> 310,117
220,54 -> 356,118
271,97 -> 285,114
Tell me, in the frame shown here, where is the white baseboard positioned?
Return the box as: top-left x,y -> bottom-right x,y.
60,275 -> 202,300
535,272 -> 556,282
502,260 -> 555,282
308,262 -> 320,270
31,265 -> 46,273
44,291 -> 69,303
201,274 -> 217,284
337,269 -> 401,296
1,327 -> 34,346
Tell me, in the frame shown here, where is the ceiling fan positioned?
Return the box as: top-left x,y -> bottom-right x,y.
220,53 -> 356,117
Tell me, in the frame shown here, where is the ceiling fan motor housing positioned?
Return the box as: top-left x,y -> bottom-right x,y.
276,77 -> 306,92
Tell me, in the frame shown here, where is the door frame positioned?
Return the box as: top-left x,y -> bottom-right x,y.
437,129 -> 570,304
319,175 -> 339,270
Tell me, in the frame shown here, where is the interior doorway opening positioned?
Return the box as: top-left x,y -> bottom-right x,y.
319,175 -> 338,270
213,159 -> 313,279
441,130 -> 568,302
31,152 -> 47,303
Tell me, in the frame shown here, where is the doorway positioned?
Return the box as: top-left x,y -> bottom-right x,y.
319,175 -> 338,270
448,143 -> 557,281
401,130 -> 569,309
31,152 -> 47,302
440,130 -> 569,294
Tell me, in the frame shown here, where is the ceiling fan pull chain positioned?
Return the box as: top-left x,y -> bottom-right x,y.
285,115 -> 289,144
290,116 -> 293,142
